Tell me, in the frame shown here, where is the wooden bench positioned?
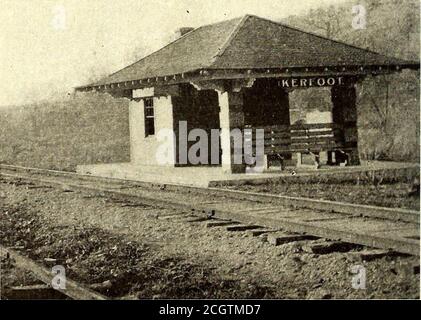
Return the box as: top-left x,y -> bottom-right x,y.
242,123 -> 356,167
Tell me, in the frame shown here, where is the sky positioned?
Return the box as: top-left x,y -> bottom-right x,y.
0,0 -> 349,106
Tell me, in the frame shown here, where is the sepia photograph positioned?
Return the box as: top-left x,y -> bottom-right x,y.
0,0 -> 420,314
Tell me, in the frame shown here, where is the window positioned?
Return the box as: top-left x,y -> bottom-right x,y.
144,97 -> 155,137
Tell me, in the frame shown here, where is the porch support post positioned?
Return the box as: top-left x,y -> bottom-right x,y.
218,90 -> 246,174
332,84 -> 360,165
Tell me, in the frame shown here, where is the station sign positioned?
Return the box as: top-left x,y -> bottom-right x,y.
278,76 -> 349,88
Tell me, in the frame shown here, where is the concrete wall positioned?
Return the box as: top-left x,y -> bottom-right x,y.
129,95 -> 175,166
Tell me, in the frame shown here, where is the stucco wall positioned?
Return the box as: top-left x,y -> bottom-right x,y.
129,95 -> 175,166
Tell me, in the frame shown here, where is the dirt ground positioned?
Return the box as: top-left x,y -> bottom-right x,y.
1,258 -> 41,289
227,182 -> 419,210
0,176 -> 419,299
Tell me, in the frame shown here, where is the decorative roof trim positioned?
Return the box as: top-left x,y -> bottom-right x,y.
75,64 -> 415,92
212,15 -> 250,60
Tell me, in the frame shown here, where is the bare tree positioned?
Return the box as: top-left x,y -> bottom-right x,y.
303,5 -> 343,38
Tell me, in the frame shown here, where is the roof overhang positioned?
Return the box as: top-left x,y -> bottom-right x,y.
75,63 -> 420,93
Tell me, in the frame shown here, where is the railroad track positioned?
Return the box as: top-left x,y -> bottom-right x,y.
0,245 -> 107,300
0,164 -> 419,256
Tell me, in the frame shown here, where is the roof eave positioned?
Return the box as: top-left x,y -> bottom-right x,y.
75,62 -> 419,93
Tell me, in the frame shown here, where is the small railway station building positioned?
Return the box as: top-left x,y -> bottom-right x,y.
76,15 -> 419,186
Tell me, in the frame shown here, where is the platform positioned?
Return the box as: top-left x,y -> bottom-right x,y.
76,161 -> 419,187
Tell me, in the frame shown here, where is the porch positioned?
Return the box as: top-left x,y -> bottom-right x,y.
166,76 -> 360,173
76,161 -> 418,187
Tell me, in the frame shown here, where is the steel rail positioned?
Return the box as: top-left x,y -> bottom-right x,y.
0,164 -> 419,223
0,169 -> 419,256
0,245 -> 107,300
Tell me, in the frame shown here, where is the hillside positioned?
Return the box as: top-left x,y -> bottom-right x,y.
284,0 -> 419,61
0,93 -> 130,171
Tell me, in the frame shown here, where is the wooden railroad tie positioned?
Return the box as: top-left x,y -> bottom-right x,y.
302,241 -> 362,254
225,225 -> 263,232
247,229 -> 278,237
346,249 -> 409,262
206,221 -> 240,228
267,232 -> 318,246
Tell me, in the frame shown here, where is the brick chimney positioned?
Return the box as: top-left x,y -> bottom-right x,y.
175,27 -> 194,38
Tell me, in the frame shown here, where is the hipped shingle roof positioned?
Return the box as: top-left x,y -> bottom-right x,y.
79,15 -> 418,89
